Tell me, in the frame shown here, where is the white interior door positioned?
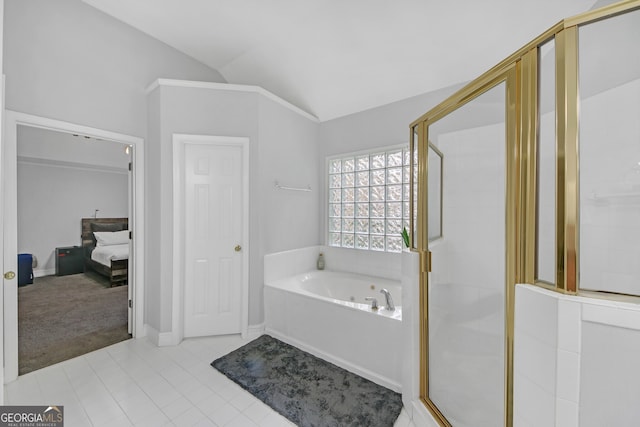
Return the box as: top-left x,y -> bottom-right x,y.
3,104 -> 19,385
183,140 -> 246,337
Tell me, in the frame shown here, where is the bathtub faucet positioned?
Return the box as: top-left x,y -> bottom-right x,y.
379,288 -> 395,311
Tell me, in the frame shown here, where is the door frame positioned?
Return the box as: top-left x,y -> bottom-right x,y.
172,134 -> 250,343
2,110 -> 146,383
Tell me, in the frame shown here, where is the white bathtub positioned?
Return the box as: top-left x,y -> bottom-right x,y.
264,270 -> 403,391
281,270 -> 402,318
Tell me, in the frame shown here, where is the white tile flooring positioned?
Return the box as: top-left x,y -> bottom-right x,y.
4,335 -> 416,427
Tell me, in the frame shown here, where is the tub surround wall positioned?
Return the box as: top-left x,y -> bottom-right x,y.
322,246 -> 402,281
264,245 -> 402,283
513,284 -> 640,427
264,246 -> 324,284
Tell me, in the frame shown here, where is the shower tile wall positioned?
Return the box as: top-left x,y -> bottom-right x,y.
579,78 -> 640,295
514,284 -> 640,427
514,286 -> 558,427
578,10 -> 640,296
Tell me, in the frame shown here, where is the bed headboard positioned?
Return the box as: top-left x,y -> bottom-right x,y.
81,217 -> 128,255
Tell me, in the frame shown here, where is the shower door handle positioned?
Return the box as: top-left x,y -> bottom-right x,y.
420,251 -> 432,273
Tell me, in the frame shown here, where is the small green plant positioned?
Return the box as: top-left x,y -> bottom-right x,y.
401,227 -> 410,248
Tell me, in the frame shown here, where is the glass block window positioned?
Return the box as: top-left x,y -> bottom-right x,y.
328,145 -> 411,253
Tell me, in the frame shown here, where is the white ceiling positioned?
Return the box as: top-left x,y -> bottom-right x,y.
82,0 -> 600,121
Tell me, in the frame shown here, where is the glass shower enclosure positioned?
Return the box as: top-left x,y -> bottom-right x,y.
409,2 -> 640,426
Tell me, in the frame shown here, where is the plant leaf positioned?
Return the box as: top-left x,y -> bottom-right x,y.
401,227 -> 410,248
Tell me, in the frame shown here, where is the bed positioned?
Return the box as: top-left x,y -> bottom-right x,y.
81,218 -> 129,287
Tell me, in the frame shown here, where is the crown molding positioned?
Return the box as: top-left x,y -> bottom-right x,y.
146,79 -> 319,123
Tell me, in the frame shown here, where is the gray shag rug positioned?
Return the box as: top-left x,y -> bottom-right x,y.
211,335 -> 403,427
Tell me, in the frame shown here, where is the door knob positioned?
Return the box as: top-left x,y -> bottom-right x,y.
234,245 -> 242,252
4,271 -> 15,280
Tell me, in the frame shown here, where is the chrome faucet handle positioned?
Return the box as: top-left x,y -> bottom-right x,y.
365,297 -> 378,310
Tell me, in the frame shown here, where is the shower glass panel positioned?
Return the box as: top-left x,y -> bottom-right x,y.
427,82 -> 506,427
578,8 -> 640,296
536,39 -> 556,285
428,144 -> 442,241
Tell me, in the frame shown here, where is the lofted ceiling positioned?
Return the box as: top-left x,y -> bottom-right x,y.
82,0 -> 601,121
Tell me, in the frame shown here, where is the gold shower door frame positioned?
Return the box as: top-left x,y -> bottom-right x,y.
411,65 -> 520,427
410,1 -> 640,426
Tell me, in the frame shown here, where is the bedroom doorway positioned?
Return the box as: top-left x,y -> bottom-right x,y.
2,111 -> 145,382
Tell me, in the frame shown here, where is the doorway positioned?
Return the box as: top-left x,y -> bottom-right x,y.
16,126 -> 130,374
3,111 -> 145,383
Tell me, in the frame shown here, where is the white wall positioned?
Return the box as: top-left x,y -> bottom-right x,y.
16,126 -> 129,276
319,83 -> 461,158
145,88 -> 162,332
256,95 -> 320,321
17,161 -> 128,276
2,0 -> 226,138
146,82 -> 320,335
258,95 -> 320,255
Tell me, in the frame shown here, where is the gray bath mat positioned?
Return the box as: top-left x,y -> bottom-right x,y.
211,335 -> 403,427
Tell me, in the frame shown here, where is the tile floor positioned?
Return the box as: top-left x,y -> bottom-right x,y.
4,334 -> 416,426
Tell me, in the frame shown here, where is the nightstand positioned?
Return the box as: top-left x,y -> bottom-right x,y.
55,246 -> 84,276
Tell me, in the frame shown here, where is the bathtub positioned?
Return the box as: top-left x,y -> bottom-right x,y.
264,270 -> 403,391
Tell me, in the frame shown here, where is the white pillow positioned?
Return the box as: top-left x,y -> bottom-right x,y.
94,230 -> 129,247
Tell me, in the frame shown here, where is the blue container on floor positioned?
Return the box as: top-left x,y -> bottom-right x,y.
18,253 -> 33,286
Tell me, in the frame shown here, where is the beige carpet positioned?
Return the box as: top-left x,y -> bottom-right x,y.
18,272 -> 131,375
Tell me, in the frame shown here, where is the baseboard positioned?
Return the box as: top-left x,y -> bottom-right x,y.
410,400 -> 440,427
146,324 -> 263,346
265,328 -> 401,393
34,268 -> 55,278
144,324 -> 181,347
244,323 -> 265,340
